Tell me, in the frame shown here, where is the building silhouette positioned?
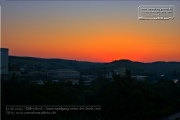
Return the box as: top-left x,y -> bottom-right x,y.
0,48 -> 9,75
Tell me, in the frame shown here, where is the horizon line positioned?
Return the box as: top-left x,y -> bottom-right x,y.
8,55 -> 180,63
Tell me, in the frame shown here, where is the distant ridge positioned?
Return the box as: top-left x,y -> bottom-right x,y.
111,59 -> 133,63
104,59 -> 180,75
111,59 -> 180,64
9,56 -> 180,75
9,56 -> 103,71
9,56 -> 180,64
9,56 -> 104,63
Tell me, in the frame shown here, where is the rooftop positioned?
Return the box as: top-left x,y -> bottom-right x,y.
0,48 -> 9,51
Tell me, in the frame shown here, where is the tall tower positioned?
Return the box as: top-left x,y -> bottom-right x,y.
0,48 -> 9,75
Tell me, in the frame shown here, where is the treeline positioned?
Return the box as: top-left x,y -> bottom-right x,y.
2,71 -> 180,120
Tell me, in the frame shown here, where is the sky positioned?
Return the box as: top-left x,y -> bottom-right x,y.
1,1 -> 180,62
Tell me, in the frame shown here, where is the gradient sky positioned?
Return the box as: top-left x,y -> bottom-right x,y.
1,1 -> 180,62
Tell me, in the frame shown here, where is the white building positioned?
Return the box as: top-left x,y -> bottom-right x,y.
132,76 -> 147,81
82,75 -> 96,86
0,48 -> 9,75
106,67 -> 127,79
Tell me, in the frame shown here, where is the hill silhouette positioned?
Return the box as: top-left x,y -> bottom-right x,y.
9,56 -> 180,76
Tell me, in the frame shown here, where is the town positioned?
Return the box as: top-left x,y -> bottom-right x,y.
1,48 -> 180,86
1,48 -> 180,120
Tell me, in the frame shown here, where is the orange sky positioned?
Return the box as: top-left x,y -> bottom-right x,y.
2,1 -> 180,62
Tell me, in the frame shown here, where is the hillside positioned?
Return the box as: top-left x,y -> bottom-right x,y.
9,56 -> 180,76
102,59 -> 180,76
9,56 -> 103,74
